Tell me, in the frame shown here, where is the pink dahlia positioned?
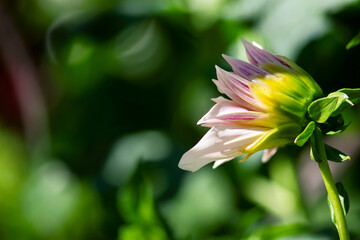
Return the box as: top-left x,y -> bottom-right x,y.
179,39 -> 322,172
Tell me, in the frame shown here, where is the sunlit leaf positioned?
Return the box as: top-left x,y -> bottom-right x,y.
346,31 -> 360,50
308,91 -> 350,123
308,97 -> 338,123
327,92 -> 350,117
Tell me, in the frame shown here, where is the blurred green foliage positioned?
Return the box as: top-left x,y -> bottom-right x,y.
0,0 -> 360,239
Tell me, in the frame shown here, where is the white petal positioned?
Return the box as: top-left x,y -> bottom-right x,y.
261,147 -> 278,163
198,97 -> 246,124
213,159 -> 232,169
198,97 -> 266,127
178,126 -> 265,172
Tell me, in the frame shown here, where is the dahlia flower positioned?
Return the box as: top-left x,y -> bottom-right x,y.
179,39 -> 323,172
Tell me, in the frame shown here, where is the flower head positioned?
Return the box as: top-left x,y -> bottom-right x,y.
179,39 -> 323,172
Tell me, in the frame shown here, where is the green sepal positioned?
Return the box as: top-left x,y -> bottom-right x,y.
337,88 -> 360,106
321,114 -> 348,135
309,127 -> 326,162
307,94 -> 347,123
294,121 -> 315,147
325,121 -> 350,136
325,144 -> 350,162
336,182 -> 350,215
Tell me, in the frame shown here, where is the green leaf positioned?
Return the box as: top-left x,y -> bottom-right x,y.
294,121 -> 315,146
325,144 -> 350,162
327,92 -> 350,116
308,97 -> 338,123
337,88 -> 360,106
309,127 -> 326,162
336,182 -> 350,215
346,31 -> 360,50
308,91 -> 350,122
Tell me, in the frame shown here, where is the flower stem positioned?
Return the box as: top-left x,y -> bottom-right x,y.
317,159 -> 349,240
311,126 -> 349,240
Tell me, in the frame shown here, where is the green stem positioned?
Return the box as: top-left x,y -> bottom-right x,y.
311,126 -> 349,240
317,159 -> 349,240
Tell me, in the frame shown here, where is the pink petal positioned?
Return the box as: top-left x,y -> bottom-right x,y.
197,97 -> 266,127
216,66 -> 250,91
261,148 -> 278,163
241,39 -> 282,66
215,66 -> 261,110
222,54 -> 268,79
178,126 -> 265,172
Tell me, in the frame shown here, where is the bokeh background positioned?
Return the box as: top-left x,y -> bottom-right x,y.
0,0 -> 360,239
